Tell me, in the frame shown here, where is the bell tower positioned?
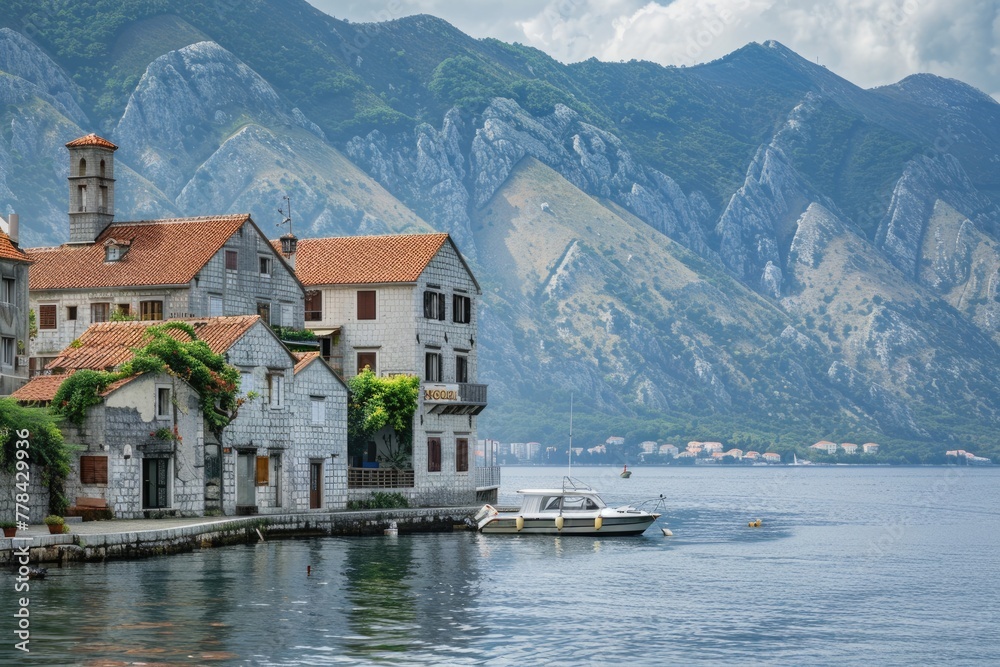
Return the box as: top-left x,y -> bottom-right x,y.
65,133 -> 117,244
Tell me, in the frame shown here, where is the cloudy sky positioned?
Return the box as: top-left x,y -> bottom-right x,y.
308,0 -> 1000,99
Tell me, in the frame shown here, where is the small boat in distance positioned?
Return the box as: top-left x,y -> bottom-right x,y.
620,464 -> 632,478
474,477 -> 661,535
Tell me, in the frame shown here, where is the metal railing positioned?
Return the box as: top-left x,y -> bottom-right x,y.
348,467 -> 415,489
458,383 -> 488,404
475,465 -> 501,489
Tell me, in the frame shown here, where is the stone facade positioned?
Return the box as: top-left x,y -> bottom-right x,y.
61,372 -> 205,519
290,356 -> 349,510
29,219 -> 304,366
217,321 -> 346,514
304,237 -> 484,506
0,230 -> 30,396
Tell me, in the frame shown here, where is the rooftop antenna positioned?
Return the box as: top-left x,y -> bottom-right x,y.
277,195 -> 293,237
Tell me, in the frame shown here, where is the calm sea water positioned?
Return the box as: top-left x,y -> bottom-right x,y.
3,465 -> 999,666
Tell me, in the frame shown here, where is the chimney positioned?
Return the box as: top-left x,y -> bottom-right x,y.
280,233 -> 297,268
8,213 -> 18,246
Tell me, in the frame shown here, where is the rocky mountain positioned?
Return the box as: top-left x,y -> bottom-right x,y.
1,1 -> 999,459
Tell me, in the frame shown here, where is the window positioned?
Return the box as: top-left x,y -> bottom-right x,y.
156,386 -> 171,419
140,300 -> 163,321
225,250 -> 238,270
78,184 -> 87,210
257,302 -> 271,325
259,256 -> 272,276
427,437 -> 442,472
91,302 -> 110,323
209,295 -> 223,317
116,303 -> 131,318
1,337 -> 13,366
1,278 -> 14,305
66,306 -> 78,321
305,291 -> 322,321
425,351 -> 442,382
269,373 -> 284,409
357,290 -> 376,320
453,294 -> 471,324
456,437 -> 469,472
240,371 -> 255,394
106,244 -> 120,262
356,351 -> 376,375
423,290 -> 445,320
80,456 -> 108,485
39,304 -> 56,330
456,354 -> 468,383
78,158 -> 87,176
311,396 -> 326,424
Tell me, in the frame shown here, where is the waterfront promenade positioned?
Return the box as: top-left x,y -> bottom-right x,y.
1,507 -> 477,565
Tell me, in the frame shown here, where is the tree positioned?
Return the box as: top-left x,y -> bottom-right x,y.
348,369 -> 420,468
0,399 -> 73,515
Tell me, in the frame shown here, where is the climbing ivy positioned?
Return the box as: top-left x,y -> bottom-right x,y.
0,399 -> 73,515
52,322 -> 244,437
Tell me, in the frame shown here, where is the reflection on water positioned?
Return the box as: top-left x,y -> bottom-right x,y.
4,467 -> 1000,665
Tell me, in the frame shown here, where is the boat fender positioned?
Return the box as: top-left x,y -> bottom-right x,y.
661,528 -> 673,537
516,516 -> 524,532
595,516 -> 603,531
555,515 -> 564,531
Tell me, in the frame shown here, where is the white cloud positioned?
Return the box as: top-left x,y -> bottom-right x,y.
310,0 -> 1000,99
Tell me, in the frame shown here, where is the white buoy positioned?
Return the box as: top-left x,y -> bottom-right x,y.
661,528 -> 673,537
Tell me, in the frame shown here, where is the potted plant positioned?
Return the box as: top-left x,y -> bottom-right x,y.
43,515 -> 66,535
1,520 -> 16,538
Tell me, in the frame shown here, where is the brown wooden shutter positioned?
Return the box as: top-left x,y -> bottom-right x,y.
39,305 -> 56,329
427,437 -> 441,472
80,456 -> 108,485
456,438 -> 469,472
357,290 -> 376,320
256,456 -> 269,485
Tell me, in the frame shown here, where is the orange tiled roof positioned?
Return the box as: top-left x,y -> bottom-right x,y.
10,373 -> 74,403
65,133 -> 118,150
292,351 -> 320,374
47,316 -> 261,371
280,233 -> 449,286
0,230 -> 29,263
27,215 -> 250,290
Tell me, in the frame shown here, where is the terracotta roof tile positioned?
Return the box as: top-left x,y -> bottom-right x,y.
27,214 -> 250,290
0,231 -> 30,263
65,133 -> 118,150
292,351 -> 320,374
10,373 -> 74,403
47,316 -> 261,371
280,233 -> 449,286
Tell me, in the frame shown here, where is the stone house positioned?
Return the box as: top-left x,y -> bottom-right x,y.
26,133 -> 305,372
14,315 -> 347,518
0,214 -> 31,395
276,233 -> 490,506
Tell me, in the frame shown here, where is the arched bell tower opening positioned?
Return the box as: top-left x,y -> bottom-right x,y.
65,133 -> 117,244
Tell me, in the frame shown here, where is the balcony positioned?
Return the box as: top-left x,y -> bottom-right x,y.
348,467 -> 415,489
423,382 -> 488,415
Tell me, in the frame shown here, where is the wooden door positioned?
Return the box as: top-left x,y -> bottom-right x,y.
310,461 -> 322,509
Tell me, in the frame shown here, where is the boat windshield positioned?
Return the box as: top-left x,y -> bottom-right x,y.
561,495 -> 601,512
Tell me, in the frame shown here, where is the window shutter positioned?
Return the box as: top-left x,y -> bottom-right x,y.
438,293 -> 446,320
256,456 -> 270,485
81,456 -> 108,485
427,437 -> 441,472
424,291 -> 433,318
39,305 -> 56,329
456,438 -> 469,472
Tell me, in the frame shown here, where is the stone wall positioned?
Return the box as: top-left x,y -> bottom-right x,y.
189,220 -> 304,328
290,357 -> 349,510
0,464 -> 50,524
61,373 -> 204,519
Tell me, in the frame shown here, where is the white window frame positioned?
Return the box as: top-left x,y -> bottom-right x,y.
311,396 -> 326,425
1,277 -> 14,305
1,337 -> 14,366
259,256 -> 272,277
269,373 -> 285,409
156,385 -> 172,419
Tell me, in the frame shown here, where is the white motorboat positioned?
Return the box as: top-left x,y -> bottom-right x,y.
474,477 -> 661,535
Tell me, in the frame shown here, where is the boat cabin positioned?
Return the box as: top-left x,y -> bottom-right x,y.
518,490 -> 606,514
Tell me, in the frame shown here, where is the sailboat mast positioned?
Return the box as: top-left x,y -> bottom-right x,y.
568,393 -> 574,477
